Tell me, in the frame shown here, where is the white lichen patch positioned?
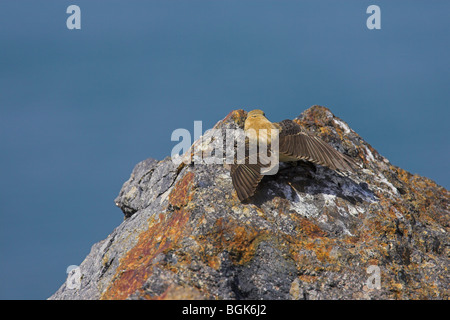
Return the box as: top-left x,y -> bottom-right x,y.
348,206 -> 359,217
159,187 -> 172,205
376,173 -> 399,196
361,167 -> 398,199
345,204 -> 365,217
322,193 -> 337,207
289,191 -> 322,218
364,146 -> 375,162
317,214 -> 329,224
333,119 -> 351,134
335,203 -> 350,218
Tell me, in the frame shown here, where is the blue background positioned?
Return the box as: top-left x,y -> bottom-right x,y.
0,1 -> 448,299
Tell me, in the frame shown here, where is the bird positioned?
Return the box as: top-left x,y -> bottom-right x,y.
230,109 -> 357,201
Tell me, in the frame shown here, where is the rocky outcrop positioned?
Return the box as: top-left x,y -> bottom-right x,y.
50,106 -> 449,300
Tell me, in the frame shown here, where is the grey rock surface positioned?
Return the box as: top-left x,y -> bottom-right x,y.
50,107 -> 449,300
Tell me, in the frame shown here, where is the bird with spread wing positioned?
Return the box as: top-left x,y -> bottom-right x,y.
230,109 -> 357,201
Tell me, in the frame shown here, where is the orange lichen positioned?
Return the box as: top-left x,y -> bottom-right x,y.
101,172 -> 195,300
292,215 -> 327,239
216,109 -> 247,129
231,109 -> 247,127
298,275 -> 317,283
96,105 -> 448,300
169,172 -> 195,208
195,217 -> 267,268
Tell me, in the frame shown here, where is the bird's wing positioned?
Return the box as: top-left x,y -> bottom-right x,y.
230,119 -> 358,201
230,136 -> 273,201
276,119 -> 357,172
230,160 -> 265,201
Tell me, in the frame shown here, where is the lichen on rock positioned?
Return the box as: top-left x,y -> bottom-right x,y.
50,106 -> 449,300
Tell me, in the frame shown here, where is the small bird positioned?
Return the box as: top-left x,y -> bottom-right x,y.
230,109 -> 357,201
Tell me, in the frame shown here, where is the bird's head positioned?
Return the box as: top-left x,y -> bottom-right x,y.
247,109 -> 266,119
245,109 -> 269,132
244,109 -> 276,144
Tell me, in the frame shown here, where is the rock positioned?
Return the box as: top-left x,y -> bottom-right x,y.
114,157 -> 178,218
49,106 -> 449,300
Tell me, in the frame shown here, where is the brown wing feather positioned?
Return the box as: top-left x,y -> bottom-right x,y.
231,119 -> 357,201
230,136 -> 273,201
230,161 -> 264,201
277,120 -> 357,172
